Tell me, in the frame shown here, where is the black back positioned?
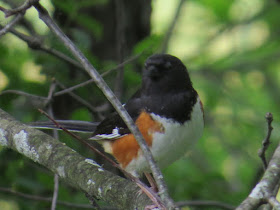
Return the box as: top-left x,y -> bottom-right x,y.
93,54 -> 198,136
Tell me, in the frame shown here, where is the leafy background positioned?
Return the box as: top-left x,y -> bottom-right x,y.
0,0 -> 280,209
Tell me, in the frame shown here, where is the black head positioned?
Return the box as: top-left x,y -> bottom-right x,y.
142,54 -> 193,95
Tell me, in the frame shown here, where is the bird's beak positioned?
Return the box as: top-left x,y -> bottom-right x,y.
147,65 -> 160,79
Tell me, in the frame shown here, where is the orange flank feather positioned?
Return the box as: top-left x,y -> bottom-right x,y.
111,111 -> 164,168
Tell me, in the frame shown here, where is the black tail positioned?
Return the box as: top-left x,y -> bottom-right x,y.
28,120 -> 99,134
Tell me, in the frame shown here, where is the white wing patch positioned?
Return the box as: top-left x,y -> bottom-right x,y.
89,127 -> 122,140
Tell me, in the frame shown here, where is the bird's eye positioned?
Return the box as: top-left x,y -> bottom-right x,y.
144,62 -> 148,69
164,62 -> 172,69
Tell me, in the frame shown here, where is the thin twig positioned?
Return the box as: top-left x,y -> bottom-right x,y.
0,90 -> 48,101
54,80 -> 97,113
44,81 -> 60,210
40,46 -> 82,69
33,3 -> 174,208
46,103 -> 59,210
0,13 -> 24,37
161,0 -> 187,53
0,0 -> 39,17
258,112 -> 274,170
236,115 -> 280,210
0,24 -> 83,69
176,200 -> 235,210
0,0 -> 40,36
54,53 -> 142,97
38,109 -> 117,167
101,53 -> 142,77
0,23 -> 141,73
0,81 -> 96,114
0,21 -> 141,97
51,174 -> 59,210
54,79 -> 95,97
45,79 -> 57,106
0,187 -> 98,209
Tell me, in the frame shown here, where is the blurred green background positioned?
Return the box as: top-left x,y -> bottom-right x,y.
0,0 -> 280,209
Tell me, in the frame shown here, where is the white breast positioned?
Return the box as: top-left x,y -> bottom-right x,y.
125,97 -> 204,176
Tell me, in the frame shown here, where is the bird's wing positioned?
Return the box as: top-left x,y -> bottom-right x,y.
90,90 -> 143,140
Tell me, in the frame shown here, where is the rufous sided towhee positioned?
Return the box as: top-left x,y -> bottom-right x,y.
89,54 -> 204,177
30,54 -> 204,177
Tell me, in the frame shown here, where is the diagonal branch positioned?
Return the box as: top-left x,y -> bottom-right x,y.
0,0 -> 39,17
54,80 -> 98,113
0,0 -> 41,37
33,3 -> 175,208
0,90 -> 48,101
53,53 -> 142,97
0,13 -> 24,37
0,23 -> 142,76
0,24 -> 83,69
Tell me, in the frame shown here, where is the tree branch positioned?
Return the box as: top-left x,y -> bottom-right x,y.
53,53 -> 142,97
0,13 -> 24,37
33,3 -> 175,208
0,108 -> 151,209
0,0 -> 42,37
0,24 -> 83,69
258,112 -> 274,170
267,197 -> 280,209
236,114 -> 280,210
54,80 -> 98,114
0,0 -> 39,17
46,94 -> 60,210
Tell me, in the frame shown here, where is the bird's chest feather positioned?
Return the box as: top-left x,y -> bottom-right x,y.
124,98 -> 204,176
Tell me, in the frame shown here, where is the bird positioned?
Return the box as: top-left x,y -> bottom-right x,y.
30,54 -> 204,177
89,54 -> 204,177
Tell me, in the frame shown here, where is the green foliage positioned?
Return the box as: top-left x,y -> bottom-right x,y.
195,0 -> 234,22
1,0 -> 280,209
133,34 -> 163,58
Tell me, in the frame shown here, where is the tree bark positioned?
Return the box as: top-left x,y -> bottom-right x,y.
0,108 -> 152,209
